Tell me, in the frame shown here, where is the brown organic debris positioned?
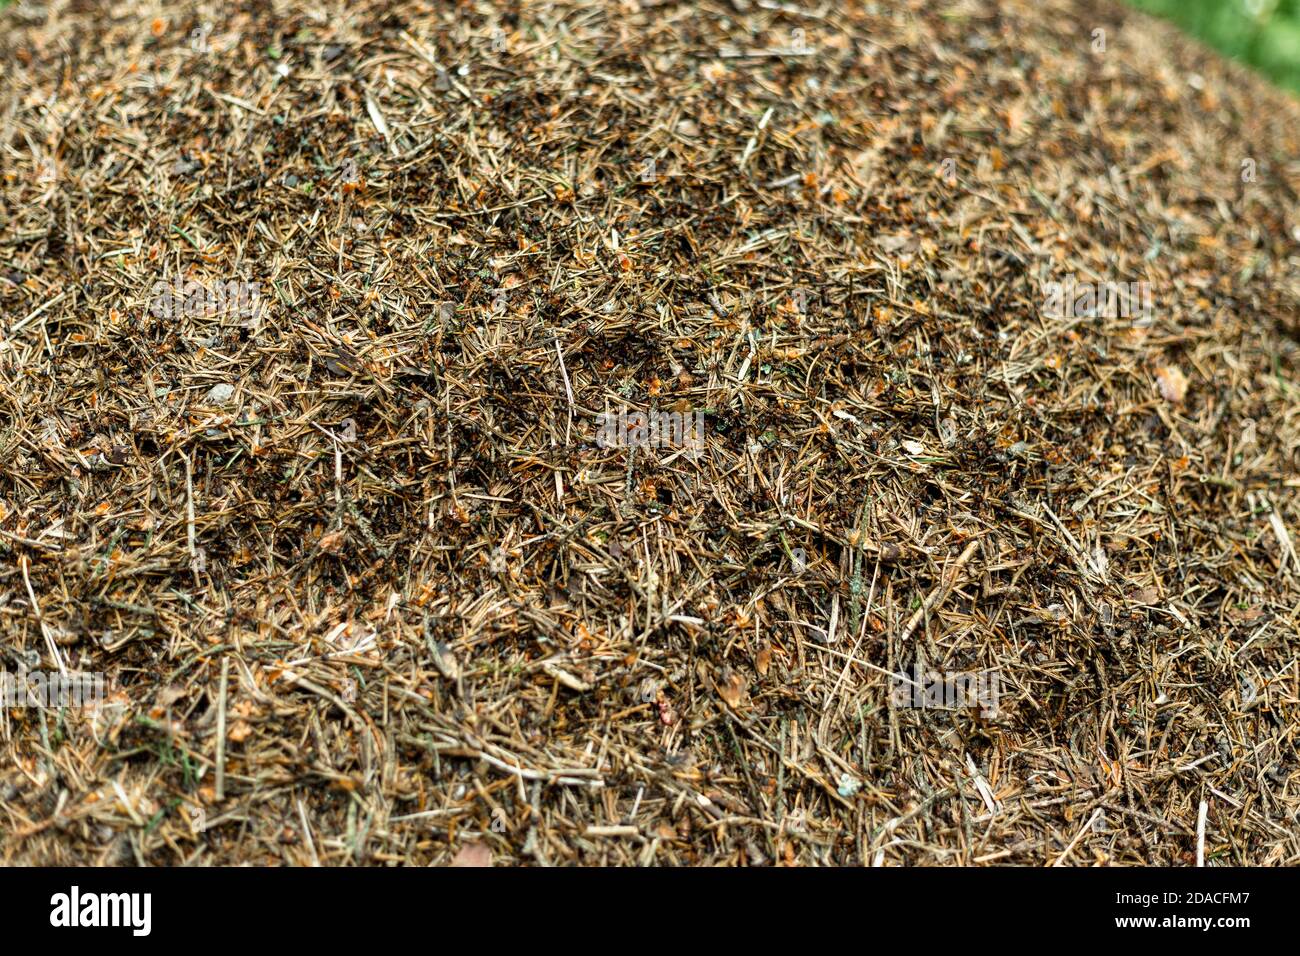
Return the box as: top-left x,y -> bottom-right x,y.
0,0 -> 1298,868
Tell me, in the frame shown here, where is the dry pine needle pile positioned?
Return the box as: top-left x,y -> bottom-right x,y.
1,0 -> 1299,866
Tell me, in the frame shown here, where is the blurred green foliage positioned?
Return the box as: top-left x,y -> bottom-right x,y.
1130,0 -> 1300,92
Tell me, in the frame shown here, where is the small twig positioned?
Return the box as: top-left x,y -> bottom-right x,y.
899,540 -> 979,642
21,555 -> 65,676
215,657 -> 230,801
1196,799 -> 1208,867
1052,808 -> 1103,866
